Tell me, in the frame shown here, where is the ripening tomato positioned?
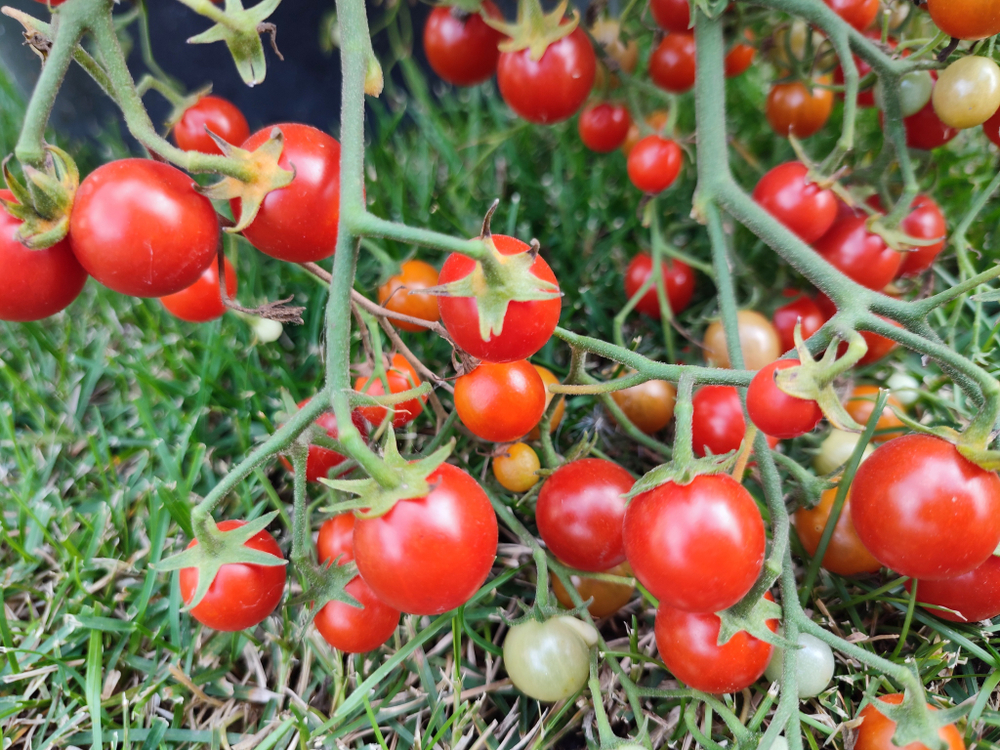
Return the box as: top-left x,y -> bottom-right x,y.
926,0 -> 1000,41
623,473 -> 766,612
692,385 -> 747,457
703,310 -> 782,370
354,353 -> 426,428
724,32 -> 756,78
900,98 -> 958,150
649,0 -> 690,33
766,77 -> 834,138
823,0 -> 878,30
609,376 -> 677,435
174,96 -> 250,155
492,442 -> 541,493
867,194 -> 946,277
551,561 -> 635,617
233,123 -> 342,263
423,2 -> 505,86
794,488 -> 882,576
813,428 -> 874,475
851,434 -> 1000,580
528,364 -> 565,439
983,104 -> 1000,146
179,519 -> 286,631
160,256 -> 237,323
649,34 -> 696,94
497,27 -> 596,124
621,110 -> 670,156
746,360 -> 823,439
536,458 -> 634,572
454,360 -> 546,442
854,694 -> 966,750
70,159 -> 219,298
627,136 -> 683,193
654,593 -> 778,694
908,555 -> 1000,623
503,616 -> 598,702
844,385 -> 905,443
813,216 -> 902,290
623,253 -> 695,318
752,162 -> 837,244
280,400 -> 367,482
578,103 -> 632,153
0,190 -> 87,321
772,294 -> 826,353
438,235 -> 561,363
353,462 -> 498,614
377,259 -> 440,332
932,56 -> 1000,129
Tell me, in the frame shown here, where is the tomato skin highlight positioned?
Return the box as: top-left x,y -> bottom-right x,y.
455,360 -> 546,442
794,488 -> 882,576
174,96 -> 250,155
623,253 -> 695,318
908,555 -> 1000,623
423,2 -> 504,87
280,401 -> 368,483
649,33 -> 696,94
854,694 -> 966,750
353,463 -> 498,615
627,135 -> 683,193
578,103 -> 632,153
649,0 -> 690,33
772,294 -> 826,354
851,434 -> 1000,580
766,78 -> 834,138
813,216 -> 902,291
746,359 -> 823,439
377,259 -> 440,332
354,353 -> 426,429
160,256 -> 237,323
752,162 -> 837,244
691,385 -> 748,457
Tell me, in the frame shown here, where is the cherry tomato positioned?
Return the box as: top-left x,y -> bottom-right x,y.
858,320 -> 901,365
70,159 -> 219,298
317,514 -> 357,563
160,256 -> 237,323
493,442 -> 541,493
536,458 -> 634,572
353,462 -> 498,614
692,385 -> 747,457
174,96 -> 250,155
0,190 -> 87,321
654,593 -> 777,694
766,78 -> 834,139
233,123 -> 342,263
844,385 -> 905,443
926,0 -> 1000,41
354,353 -> 426,428
649,33 -> 696,94
855,694 -> 965,750
438,235 -> 561,363
179,519 -> 286,632
867,194 -> 946,277
813,216 -> 902,290
528,364 -> 565,439
703,310 -> 781,370
280,400 -> 367,482
908,555 -> 1000,623
851,434 -> 1000,580
32,0 -> 66,5
649,0 -> 690,33
813,428 -> 874,475
503,616 -> 598,702
591,18 -> 639,86
578,103 -> 632,153
454,360 -> 546,442
752,162 -> 837,244
621,110 -> 670,156
724,32 -> 756,78
610,376 -> 677,435
551,561 -> 635,617
627,136 -> 683,194
623,253 -> 695,318
772,293 -> 826,354
932,56 -> 1000,129
624,473 -> 766,612
377,259 -> 440,332
423,2 -> 505,87
823,0 -> 878,30
900,98 -> 958,150
497,27 -> 596,124
983,103 -> 1000,146
794,487 -> 882,576
746,360 -> 823,439
764,632 -> 835,698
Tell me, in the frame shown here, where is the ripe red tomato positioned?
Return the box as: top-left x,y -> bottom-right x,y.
160,256 -> 237,323
70,159 -> 219,298
746,359 -> 823,439
233,123 -> 342,263
623,473 -> 766,613
454,360 -> 546,442
497,27 -> 596,124
654,593 -> 777,694
377,259 -> 440,332
174,96 -> 250,156
280,400 -> 367,482
772,293 -> 826,353
423,2 -> 505,86
0,190 -> 87,321
868,195 -> 946,277
983,104 -> 1000,146
851,434 -> 1000,580
32,0 -> 66,5
691,385 -> 748,457
724,33 -> 755,78
794,488 -> 882,576
813,216 -> 902,290
317,514 -> 357,563
901,99 -> 958,150
649,0 -> 690,33
766,78 -> 834,138
752,162 -> 837,244
353,462 -> 498,614
623,253 -> 695,318
354,353 -> 426,428
438,235 -> 561,363
179,519 -> 286,631
627,136 -> 682,193
535,458 -> 635,572
649,34 -> 696,94
578,103 -> 632,153
926,0 -> 1000,41
908,555 -> 1000,623
822,0 -> 878,30
854,694 -> 966,750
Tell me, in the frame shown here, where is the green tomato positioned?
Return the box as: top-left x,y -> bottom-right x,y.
503,616 -> 598,702
764,631 -> 835,698
813,429 -> 874,475
887,371 -> 921,406
893,70 -> 934,118
933,56 -> 1000,129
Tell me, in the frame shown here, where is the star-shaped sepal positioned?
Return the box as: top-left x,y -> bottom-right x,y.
483,0 -> 579,62
715,592 -> 792,650
1,144 -> 78,249
187,0 -> 284,86
868,688 -> 972,750
288,556 -> 361,625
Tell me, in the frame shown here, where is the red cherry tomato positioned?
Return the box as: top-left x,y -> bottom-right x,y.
438,235 -> 561,363
233,123 -> 342,263
926,0 -> 1000,41
772,293 -> 826,353
179,519 -> 286,632
851,434 -> 1000,580
317,514 -> 357,563
623,253 -> 695,318
0,190 -> 87,321
813,216 -> 902,290
32,0 -> 66,5
900,99 -> 958,150
867,194 -> 946,277
822,0 -> 878,30
654,593 -> 777,694
423,2 -> 505,86
746,359 -> 823,439
627,136 -> 682,193
623,473 -> 766,613
766,78 -> 834,139
578,103 -> 632,153
280,400 -> 367,483
752,162 -> 837,244
70,159 -> 219,298
353,462 -> 498,614
174,96 -> 250,156
649,33 -> 696,94
854,694 -> 966,750
535,458 -> 635,572
649,0 -> 690,33
354,353 -> 426,428
497,27 -> 596,124
160,256 -> 237,323
983,103 -> 1000,146
691,385 -> 747,458
454,360 -> 546,442
908,555 -> 1000,623
724,33 -> 756,78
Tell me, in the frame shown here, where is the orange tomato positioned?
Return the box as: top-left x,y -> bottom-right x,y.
766,77 -> 834,138
377,259 -> 440,332
844,385 -> 905,443
794,487 -> 881,576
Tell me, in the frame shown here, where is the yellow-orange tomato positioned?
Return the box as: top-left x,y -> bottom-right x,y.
609,376 -> 677,434
528,364 -> 566,440
551,561 -> 635,617
766,77 -> 834,139
794,487 -> 881,576
493,442 -> 541,493
844,385 -> 905,443
702,310 -> 781,370
377,259 -> 440,332
622,110 -> 670,156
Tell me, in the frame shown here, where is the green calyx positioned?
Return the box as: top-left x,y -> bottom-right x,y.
288,557 -> 361,623
1,144 -> 78,248
715,593 -> 791,650
483,0 -> 579,62
869,214 -> 945,253
869,689 -> 970,750
164,83 -> 214,133
187,0 -> 283,86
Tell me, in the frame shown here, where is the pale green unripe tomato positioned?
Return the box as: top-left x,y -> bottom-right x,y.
875,70 -> 933,118
813,429 -> 874,475
770,736 -> 789,750
764,631 -> 835,698
503,616 -> 599,702
933,56 -> 1000,129
887,371 -> 921,406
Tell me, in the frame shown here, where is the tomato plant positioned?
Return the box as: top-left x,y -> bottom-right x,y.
578,103 -> 632,153
724,32 -> 755,78
423,2 -> 505,87
626,135 -> 683,193
609,376 -> 677,435
867,194 -> 946,277
354,353 -> 426,428
794,488 -> 882,576
173,95 -> 250,155
623,253 -> 696,318
854,694 -> 966,750
377,259 -> 440,331
503,616 -> 598,702
691,385 -> 749,457
900,98 -> 958,150
649,33 -> 696,94
649,0 -> 690,33
752,162 -> 837,244
926,0 -> 1000,41
527,364 -> 565,438
764,632 -> 835,698
160,256 -> 237,323
822,0 -> 878,30
747,359 -> 823,439
454,359 -> 546,442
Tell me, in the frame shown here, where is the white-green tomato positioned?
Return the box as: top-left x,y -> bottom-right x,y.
886,371 -> 921,406
813,429 -> 874,475
764,631 -> 835,699
503,616 -> 598,702
877,70 -> 933,118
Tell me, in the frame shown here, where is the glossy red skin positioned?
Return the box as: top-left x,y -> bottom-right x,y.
926,0 -> 1000,41
649,0 -> 690,33
623,474 -> 766,613
535,458 -> 634,572
813,216 -> 901,290
160,256 -> 237,323
627,136 -> 682,193
691,385 -> 747,458
901,99 -> 958,150
908,556 -> 1000,623
747,359 -> 823,439
454,360 -> 546,442
424,2 -> 504,86
497,27 -> 596,125
578,103 -> 632,153
823,0 -> 878,30
174,96 -> 250,155
766,81 -> 833,138
654,594 -> 777,694
855,694 -> 966,750
317,514 -> 358,563
984,104 -> 1000,146
70,159 -> 218,298
624,253 -> 695,318
752,162 -> 837,244
353,463 -> 498,614
281,401 -> 368,482
354,353 -> 425,428
233,124 -> 341,263
851,434 -> 1000,580
0,190 -> 87,321
649,34 -> 696,94
724,40 -> 755,78
438,235 -> 561,362
179,519 -> 286,632
834,31 -> 890,107
872,195 -> 946,277
772,294 -> 825,353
